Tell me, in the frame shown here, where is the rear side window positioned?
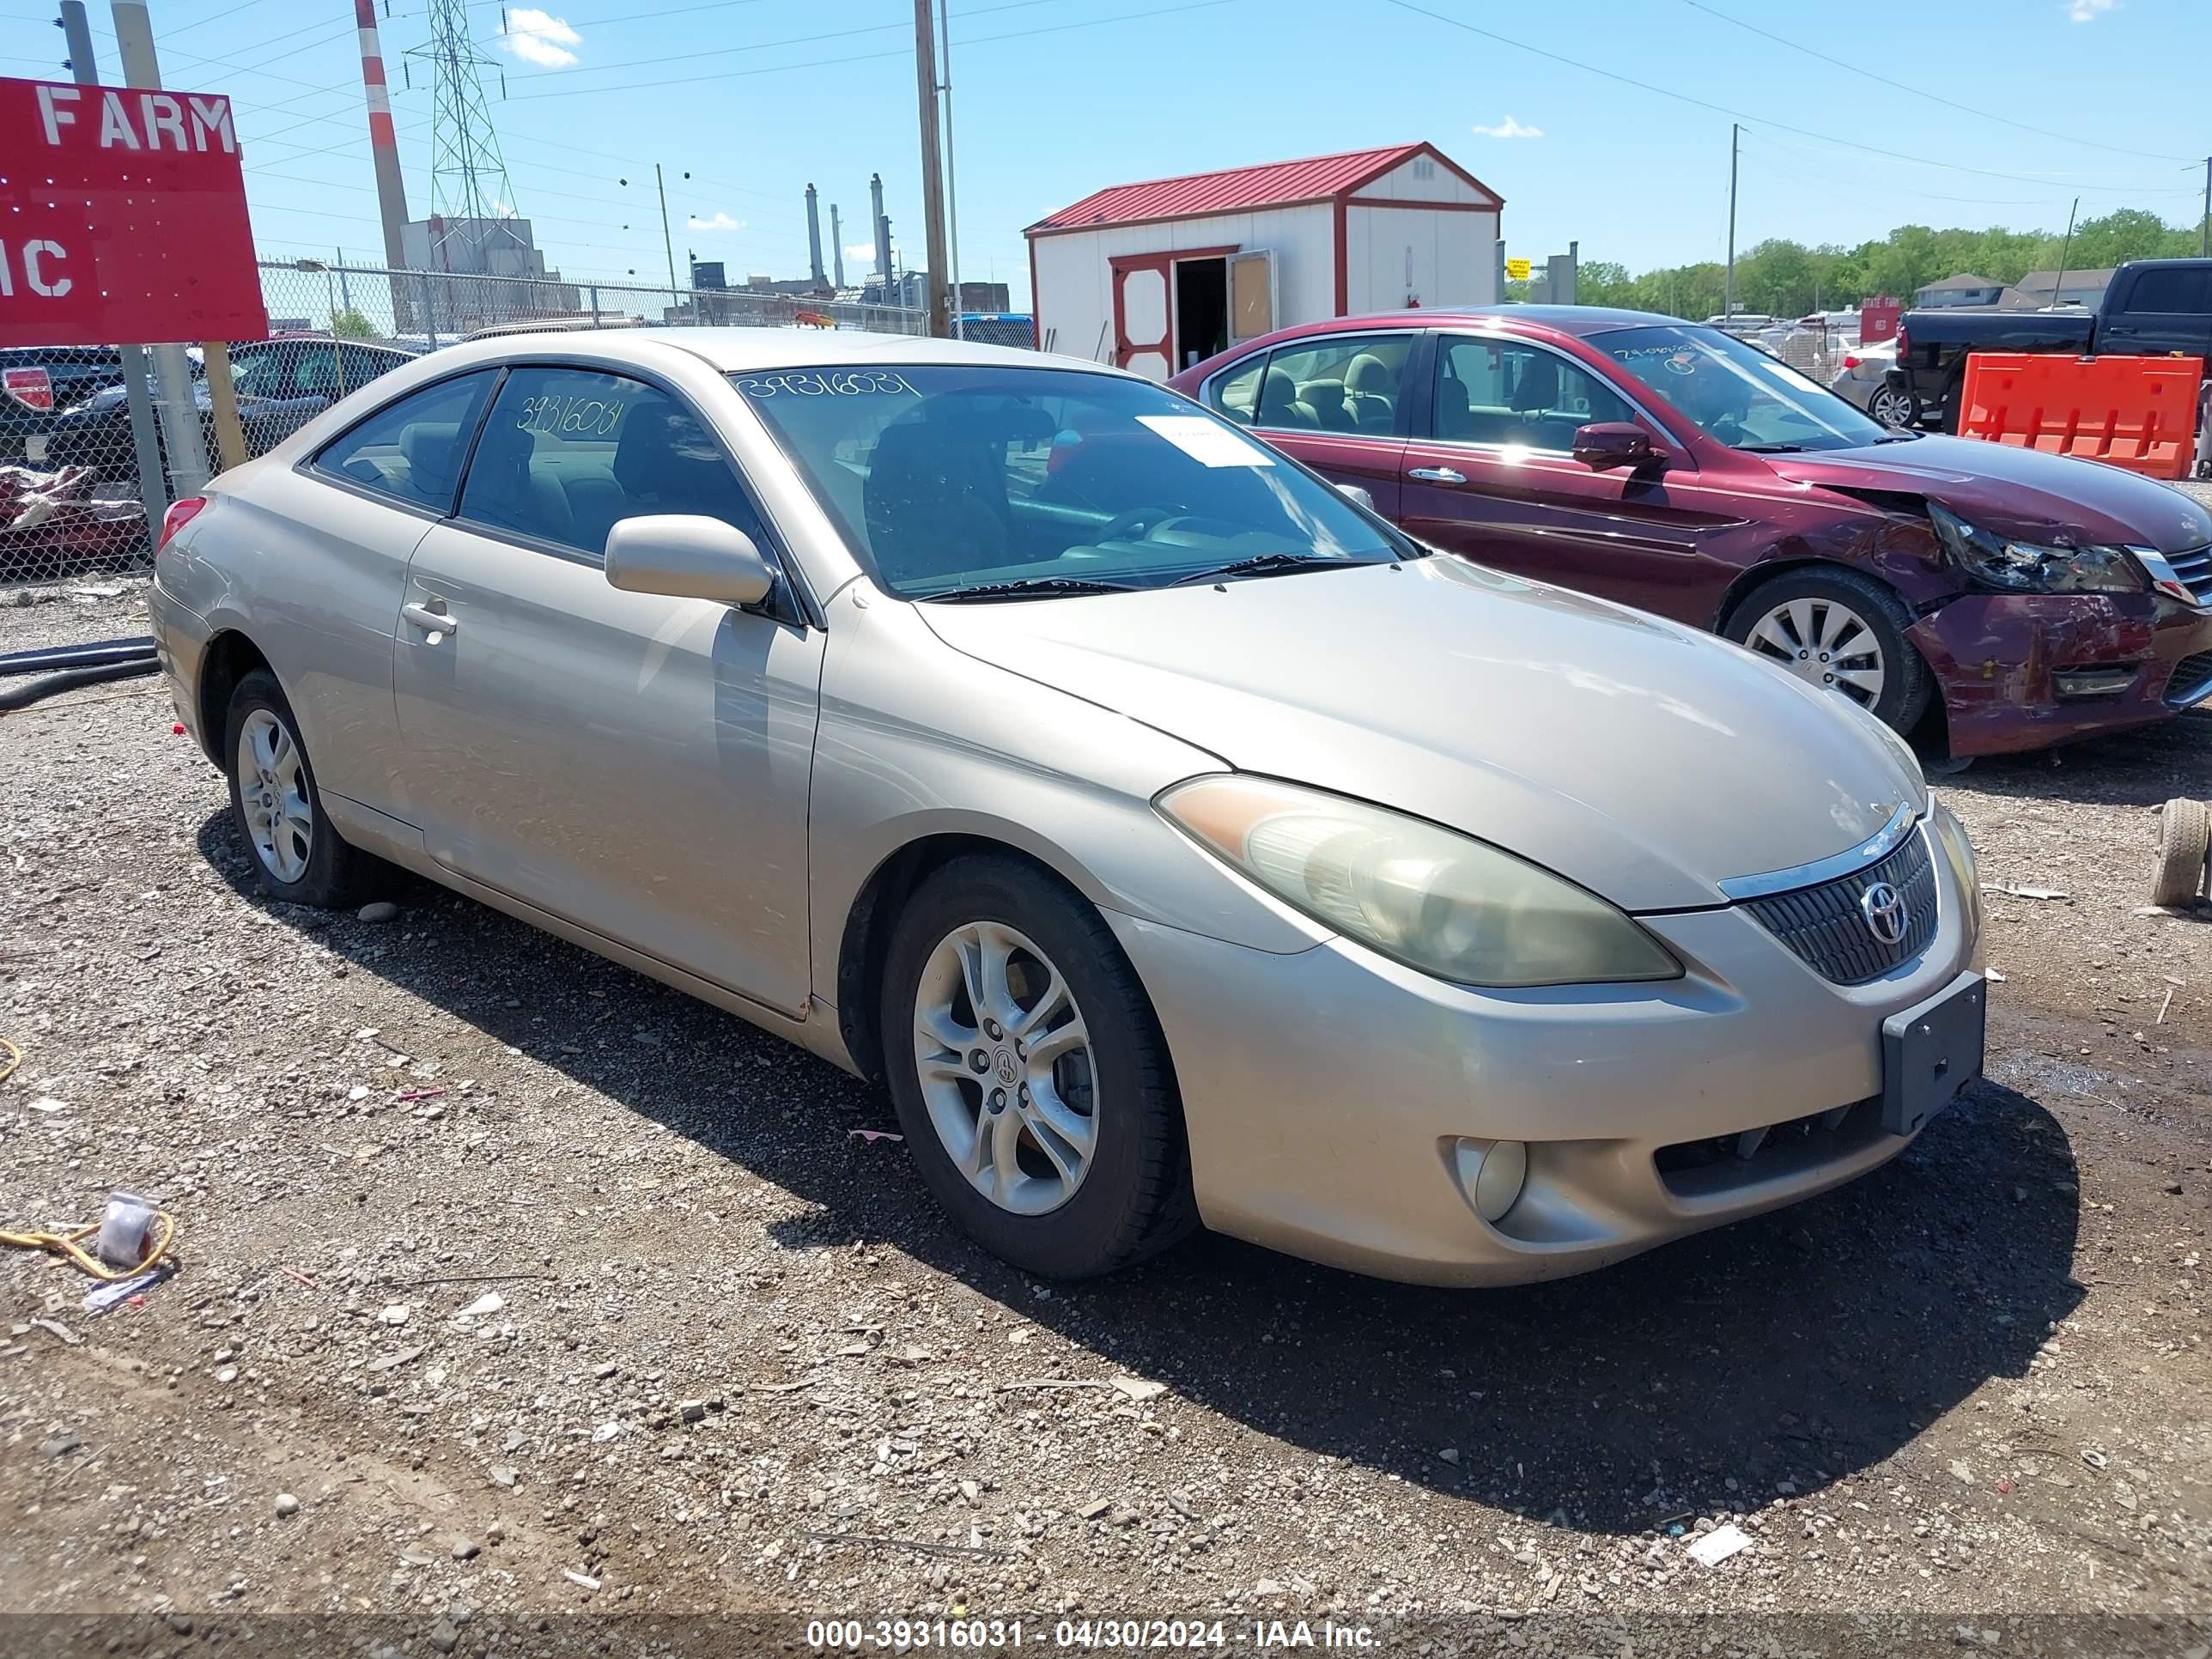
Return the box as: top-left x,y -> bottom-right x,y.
456,365 -> 769,560
1249,333 -> 1413,434
1207,357 -> 1263,425
2125,267 -> 2209,314
313,371 -> 497,512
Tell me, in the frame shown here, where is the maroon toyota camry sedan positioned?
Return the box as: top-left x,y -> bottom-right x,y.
1168,308 -> 2212,757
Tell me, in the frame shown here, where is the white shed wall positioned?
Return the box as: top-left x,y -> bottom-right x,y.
1345,205 -> 1500,313
1354,154 -> 1499,207
1030,203 -> 1334,378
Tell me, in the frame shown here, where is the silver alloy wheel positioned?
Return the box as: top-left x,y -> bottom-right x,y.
1869,385 -> 1916,428
1745,597 -> 1887,709
237,708 -> 313,884
912,920 -> 1097,1216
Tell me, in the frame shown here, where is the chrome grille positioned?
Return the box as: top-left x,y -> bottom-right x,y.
2168,543 -> 2212,606
2168,649 -> 2212,708
1741,828 -> 1938,985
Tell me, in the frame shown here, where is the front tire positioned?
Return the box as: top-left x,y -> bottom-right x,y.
1723,568 -> 1933,736
222,669 -> 376,907
878,854 -> 1197,1279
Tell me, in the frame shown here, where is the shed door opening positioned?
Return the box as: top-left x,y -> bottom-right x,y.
1174,257 -> 1228,370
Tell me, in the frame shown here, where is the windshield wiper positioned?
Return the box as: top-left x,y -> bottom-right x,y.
1170,551 -> 1370,586
1869,430 -> 1923,444
1735,441 -> 1807,453
920,575 -> 1141,603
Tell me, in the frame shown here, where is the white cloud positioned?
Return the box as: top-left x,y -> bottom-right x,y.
1471,114 -> 1542,138
686,211 -> 745,233
499,7 -> 580,68
845,242 -> 878,264
2067,0 -> 2117,18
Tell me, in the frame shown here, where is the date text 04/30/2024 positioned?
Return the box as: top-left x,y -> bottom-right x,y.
805,1619 -> 1380,1649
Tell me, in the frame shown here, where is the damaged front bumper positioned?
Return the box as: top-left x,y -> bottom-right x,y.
1908,591 -> 2212,757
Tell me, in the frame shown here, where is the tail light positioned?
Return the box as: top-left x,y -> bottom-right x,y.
3,366 -> 53,411
1893,325 -> 1909,362
1841,354 -> 1861,371
158,495 -> 206,551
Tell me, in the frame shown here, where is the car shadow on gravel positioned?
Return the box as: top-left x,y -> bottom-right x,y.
198,812 -> 2085,1537
1960,706 -> 2212,809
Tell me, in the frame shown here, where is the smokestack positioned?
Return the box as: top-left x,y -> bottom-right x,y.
805,183 -> 826,289
830,204 -> 845,289
353,0 -> 410,270
871,172 -> 892,283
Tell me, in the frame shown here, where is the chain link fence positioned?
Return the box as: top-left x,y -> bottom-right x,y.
2,259 -> 933,586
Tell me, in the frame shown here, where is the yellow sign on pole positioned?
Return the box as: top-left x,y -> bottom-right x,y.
1505,258 -> 1532,281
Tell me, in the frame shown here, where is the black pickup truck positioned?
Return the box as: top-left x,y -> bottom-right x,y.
1889,258 -> 2212,434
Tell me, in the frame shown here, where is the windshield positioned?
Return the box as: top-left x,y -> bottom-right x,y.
731,365 -> 1407,599
1603,325 -> 1892,453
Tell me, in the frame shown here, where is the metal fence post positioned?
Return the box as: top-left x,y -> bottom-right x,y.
589,284 -> 600,327
419,273 -> 441,349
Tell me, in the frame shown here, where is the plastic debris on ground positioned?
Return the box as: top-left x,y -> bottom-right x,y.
1686,1522 -> 1753,1567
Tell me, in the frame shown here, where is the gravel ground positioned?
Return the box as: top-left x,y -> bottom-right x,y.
1,568 -> 2208,1656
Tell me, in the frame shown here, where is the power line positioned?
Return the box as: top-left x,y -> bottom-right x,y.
504,0 -> 1238,102
1382,0 -> 2188,197
1673,0 -> 2196,166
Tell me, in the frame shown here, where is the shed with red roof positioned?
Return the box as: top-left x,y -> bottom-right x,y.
1024,142 -> 1503,379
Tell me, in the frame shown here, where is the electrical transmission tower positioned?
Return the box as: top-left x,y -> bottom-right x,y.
405,0 -> 525,274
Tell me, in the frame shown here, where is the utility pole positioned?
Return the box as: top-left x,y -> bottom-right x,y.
656,164 -> 680,309
938,0 -> 963,337
2053,196 -> 2080,312
60,3 -> 166,541
2201,157 -> 2209,258
110,2 -> 216,498
1723,122 -> 1739,323
912,0 -> 951,337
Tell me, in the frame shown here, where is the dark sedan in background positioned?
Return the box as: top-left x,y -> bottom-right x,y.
1170,307 -> 2212,758
43,337 -> 416,481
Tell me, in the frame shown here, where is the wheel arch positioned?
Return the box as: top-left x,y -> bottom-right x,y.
195,629 -> 274,765
1711,555 -> 1879,634
835,831 -> 1099,1087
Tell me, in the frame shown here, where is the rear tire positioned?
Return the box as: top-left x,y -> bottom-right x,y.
222,669 -> 379,908
1869,383 -> 1919,430
1723,568 -> 1933,736
878,854 -> 1198,1279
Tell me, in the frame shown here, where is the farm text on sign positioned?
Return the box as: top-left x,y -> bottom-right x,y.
0,75 -> 268,349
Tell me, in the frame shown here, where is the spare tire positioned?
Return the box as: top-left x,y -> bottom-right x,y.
2148,797 -> 2210,908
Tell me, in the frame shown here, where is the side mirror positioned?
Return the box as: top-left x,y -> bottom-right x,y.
605,514 -> 775,607
1572,421 -> 1662,472
1335,482 -> 1376,513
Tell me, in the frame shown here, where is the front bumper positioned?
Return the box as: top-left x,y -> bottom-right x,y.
1109,830 -> 1978,1286
1908,592 -> 2212,756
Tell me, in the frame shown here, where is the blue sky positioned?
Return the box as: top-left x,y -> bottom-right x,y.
3,0 -> 2207,308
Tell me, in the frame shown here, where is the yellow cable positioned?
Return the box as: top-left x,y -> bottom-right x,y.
0,1212 -> 178,1283
0,1036 -> 18,1088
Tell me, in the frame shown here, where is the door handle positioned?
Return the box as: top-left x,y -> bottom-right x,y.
1407,465 -> 1467,484
401,601 -> 457,636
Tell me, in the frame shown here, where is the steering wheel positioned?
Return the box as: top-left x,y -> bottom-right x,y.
1708,412 -> 1748,447
1097,503 -> 1189,544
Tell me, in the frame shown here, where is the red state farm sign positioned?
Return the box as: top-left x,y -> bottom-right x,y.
0,76 -> 268,348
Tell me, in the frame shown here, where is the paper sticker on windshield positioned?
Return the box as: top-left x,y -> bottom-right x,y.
1136,414 -> 1276,468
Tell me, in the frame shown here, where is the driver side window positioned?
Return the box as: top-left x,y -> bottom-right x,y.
1431,338 -> 1635,451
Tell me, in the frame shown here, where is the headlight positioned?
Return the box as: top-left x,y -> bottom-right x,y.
1928,796 -> 1981,940
1157,775 -> 1681,988
1929,502 -> 2142,594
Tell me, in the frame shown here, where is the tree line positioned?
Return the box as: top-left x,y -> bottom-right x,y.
1510,208 -> 2211,319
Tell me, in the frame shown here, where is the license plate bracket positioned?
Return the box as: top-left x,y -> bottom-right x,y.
1881,971 -> 1986,1137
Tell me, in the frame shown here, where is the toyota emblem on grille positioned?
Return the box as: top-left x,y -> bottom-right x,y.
1860,880 -> 1907,945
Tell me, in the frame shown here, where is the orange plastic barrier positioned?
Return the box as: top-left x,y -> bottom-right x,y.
1957,351 -> 2204,480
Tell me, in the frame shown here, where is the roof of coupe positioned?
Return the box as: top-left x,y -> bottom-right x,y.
476,325 -> 1091,376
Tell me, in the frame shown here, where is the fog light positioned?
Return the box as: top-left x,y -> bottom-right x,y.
1451,1137 -> 1528,1224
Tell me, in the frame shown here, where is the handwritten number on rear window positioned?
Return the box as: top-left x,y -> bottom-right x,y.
517,393 -> 623,435
733,370 -> 918,399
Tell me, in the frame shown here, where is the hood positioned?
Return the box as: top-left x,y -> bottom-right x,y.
916,558 -> 1926,912
1772,434 -> 2212,555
